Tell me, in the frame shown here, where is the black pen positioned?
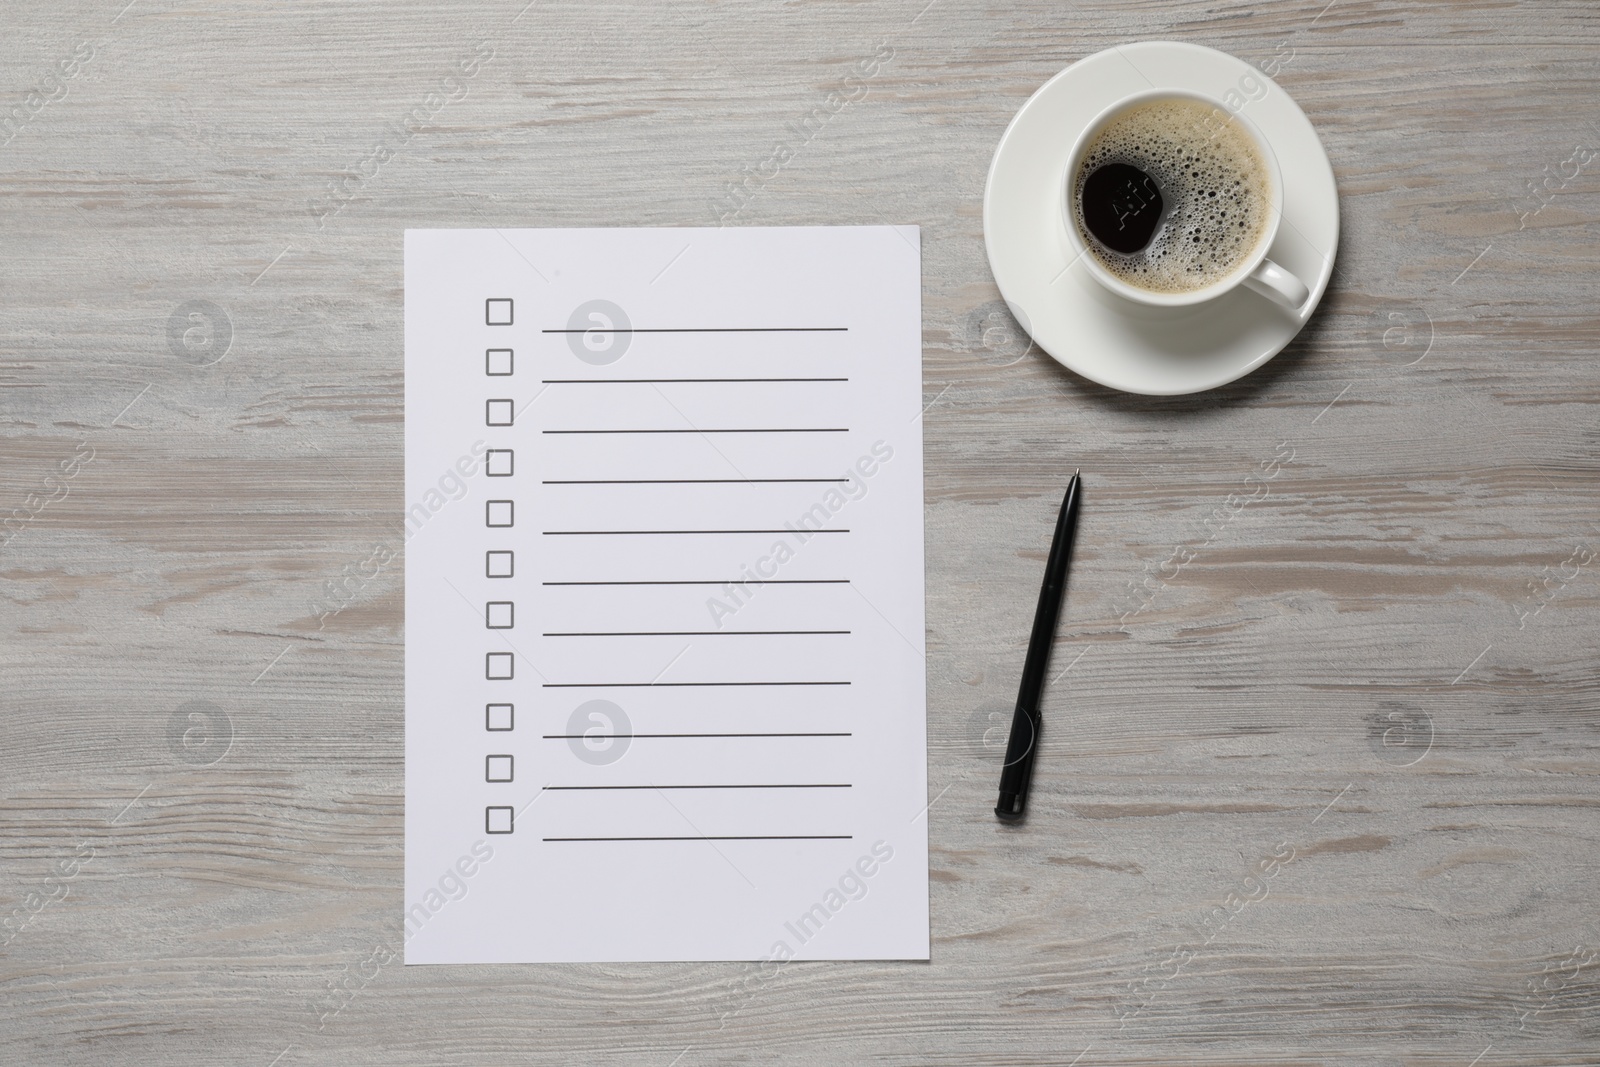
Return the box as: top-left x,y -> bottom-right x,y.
995,471 -> 1081,822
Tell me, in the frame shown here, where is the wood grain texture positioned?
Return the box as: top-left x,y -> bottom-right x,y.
2,1 -> 1597,1064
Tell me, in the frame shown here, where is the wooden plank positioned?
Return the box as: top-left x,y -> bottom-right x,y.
1,1 -> 1597,1063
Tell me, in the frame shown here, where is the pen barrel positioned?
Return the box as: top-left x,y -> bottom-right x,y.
995,478 -> 1080,820
995,697 -> 1039,798
1018,479 -> 1079,697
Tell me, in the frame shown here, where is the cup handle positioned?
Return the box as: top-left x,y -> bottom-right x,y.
1242,257 -> 1310,311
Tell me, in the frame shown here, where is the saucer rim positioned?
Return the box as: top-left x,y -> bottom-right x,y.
982,40 -> 1340,397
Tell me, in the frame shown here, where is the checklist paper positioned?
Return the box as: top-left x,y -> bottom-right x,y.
404,227 -> 928,963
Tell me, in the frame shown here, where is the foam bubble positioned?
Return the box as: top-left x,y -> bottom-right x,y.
1072,98 -> 1271,294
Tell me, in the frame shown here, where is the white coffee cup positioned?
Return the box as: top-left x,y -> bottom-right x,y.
1062,88 -> 1310,311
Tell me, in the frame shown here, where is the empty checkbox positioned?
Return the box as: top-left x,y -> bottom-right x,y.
486,652 -> 514,680
486,500 -> 513,527
486,754 -> 514,782
486,550 -> 514,578
486,703 -> 514,731
486,298 -> 513,326
485,449 -> 513,477
486,348 -> 514,376
485,806 -> 513,834
486,399 -> 514,426
486,601 -> 514,629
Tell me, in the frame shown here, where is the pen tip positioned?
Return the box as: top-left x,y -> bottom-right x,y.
1074,468 -> 1080,477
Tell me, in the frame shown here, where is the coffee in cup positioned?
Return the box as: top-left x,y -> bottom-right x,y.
1062,89 -> 1309,310
1072,96 -> 1272,293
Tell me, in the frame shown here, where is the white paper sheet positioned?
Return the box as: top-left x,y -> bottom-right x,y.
404,226 -> 927,963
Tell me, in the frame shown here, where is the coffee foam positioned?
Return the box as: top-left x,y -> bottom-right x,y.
1073,98 -> 1271,294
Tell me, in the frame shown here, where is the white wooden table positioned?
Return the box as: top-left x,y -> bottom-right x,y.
2,2 -> 1597,1063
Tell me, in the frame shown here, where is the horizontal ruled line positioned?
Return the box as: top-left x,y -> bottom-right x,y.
542,630 -> 850,637
545,835 -> 853,842
542,681 -> 850,688
543,529 -> 848,536
542,377 -> 849,384
543,478 -> 849,485
543,579 -> 849,586
540,327 -> 847,334
544,783 -> 851,790
542,427 -> 848,434
541,732 -> 851,739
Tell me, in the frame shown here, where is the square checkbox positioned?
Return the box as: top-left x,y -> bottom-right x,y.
486,703 -> 514,731
486,601 -> 514,629
485,806 -> 514,834
486,754 -> 514,782
486,550 -> 514,578
485,449 -> 514,477
486,348 -> 514,376
486,399 -> 515,426
486,298 -> 513,326
486,500 -> 513,527
485,652 -> 514,680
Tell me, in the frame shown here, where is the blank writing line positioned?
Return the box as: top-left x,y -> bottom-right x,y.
544,529 -> 848,536
543,681 -> 850,688
543,630 -> 850,637
543,427 -> 847,434
546,835 -> 853,842
543,579 -> 849,586
542,732 -> 851,739
542,377 -> 848,384
540,327 -> 847,334
544,783 -> 851,790
544,483 -> 851,486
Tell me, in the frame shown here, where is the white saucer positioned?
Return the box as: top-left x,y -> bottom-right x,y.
983,42 -> 1339,396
